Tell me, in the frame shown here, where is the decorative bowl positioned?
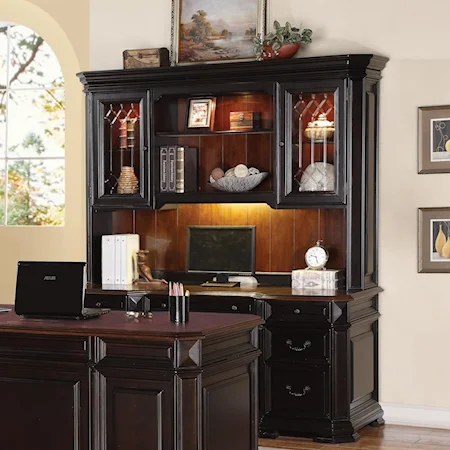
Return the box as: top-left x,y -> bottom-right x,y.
209,172 -> 269,192
262,43 -> 300,60
304,113 -> 335,140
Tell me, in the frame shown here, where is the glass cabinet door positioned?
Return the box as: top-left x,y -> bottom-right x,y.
90,91 -> 150,207
277,82 -> 345,206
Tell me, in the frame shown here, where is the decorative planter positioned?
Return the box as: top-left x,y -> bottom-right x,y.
262,43 -> 300,60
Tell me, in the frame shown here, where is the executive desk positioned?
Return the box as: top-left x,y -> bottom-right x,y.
87,284 -> 384,443
0,309 -> 262,450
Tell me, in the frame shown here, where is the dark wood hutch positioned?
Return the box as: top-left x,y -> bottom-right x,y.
78,54 -> 388,444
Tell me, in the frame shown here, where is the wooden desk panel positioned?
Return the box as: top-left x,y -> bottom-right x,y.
0,310 -> 262,450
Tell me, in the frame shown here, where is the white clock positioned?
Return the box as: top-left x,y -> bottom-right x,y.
305,240 -> 329,270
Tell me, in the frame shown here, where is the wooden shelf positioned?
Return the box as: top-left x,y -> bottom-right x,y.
156,129 -> 273,138
295,140 -> 335,145
155,191 -> 275,208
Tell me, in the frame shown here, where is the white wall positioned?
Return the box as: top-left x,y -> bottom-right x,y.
89,0 -> 450,411
0,0 -> 89,300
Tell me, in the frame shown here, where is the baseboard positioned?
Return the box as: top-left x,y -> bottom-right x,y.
381,403 -> 450,429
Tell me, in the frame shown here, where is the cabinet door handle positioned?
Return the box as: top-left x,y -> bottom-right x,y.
231,305 -> 238,311
142,146 -> 148,151
285,339 -> 311,352
161,303 -> 167,308
279,141 -> 285,147
285,385 -> 311,397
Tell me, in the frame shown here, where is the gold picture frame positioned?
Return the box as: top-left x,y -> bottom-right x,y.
418,207 -> 450,272
418,105 -> 450,173
187,98 -> 216,129
170,0 -> 267,65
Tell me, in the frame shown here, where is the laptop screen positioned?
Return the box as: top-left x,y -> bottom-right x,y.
14,261 -> 86,316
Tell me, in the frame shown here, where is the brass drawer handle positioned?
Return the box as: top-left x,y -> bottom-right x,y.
285,339 -> 311,352
286,385 -> 311,397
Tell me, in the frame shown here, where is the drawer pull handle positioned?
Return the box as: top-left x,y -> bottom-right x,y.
293,308 -> 301,314
161,303 -> 167,308
286,385 -> 311,397
95,302 -> 101,307
285,339 -> 311,352
231,305 -> 238,311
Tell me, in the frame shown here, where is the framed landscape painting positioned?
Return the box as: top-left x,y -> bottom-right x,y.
418,207 -> 450,272
418,105 -> 450,173
170,0 -> 267,65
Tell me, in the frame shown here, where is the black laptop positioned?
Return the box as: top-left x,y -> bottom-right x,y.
14,261 -> 110,319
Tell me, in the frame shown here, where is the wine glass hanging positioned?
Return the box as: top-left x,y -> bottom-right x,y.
293,93 -> 335,192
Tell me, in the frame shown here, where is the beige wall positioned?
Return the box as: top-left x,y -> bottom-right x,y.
0,0 -> 89,299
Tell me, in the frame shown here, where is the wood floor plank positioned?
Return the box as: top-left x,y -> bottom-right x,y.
258,425 -> 450,450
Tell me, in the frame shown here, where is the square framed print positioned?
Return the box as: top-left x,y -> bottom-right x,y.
170,0 -> 267,65
187,98 -> 216,129
418,207 -> 450,272
418,105 -> 450,173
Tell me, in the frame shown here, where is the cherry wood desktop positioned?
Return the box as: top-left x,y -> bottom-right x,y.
0,309 -> 262,450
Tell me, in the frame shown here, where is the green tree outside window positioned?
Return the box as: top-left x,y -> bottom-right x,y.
0,22 -> 64,226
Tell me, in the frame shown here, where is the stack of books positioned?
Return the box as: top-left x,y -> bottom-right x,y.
101,234 -> 140,284
160,145 -> 198,193
291,269 -> 345,290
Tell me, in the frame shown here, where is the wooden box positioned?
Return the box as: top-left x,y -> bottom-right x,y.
229,111 -> 261,131
123,48 -> 170,69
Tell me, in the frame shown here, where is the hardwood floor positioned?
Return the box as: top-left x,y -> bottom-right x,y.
259,425 -> 450,449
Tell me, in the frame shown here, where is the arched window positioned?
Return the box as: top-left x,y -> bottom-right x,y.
0,22 -> 64,226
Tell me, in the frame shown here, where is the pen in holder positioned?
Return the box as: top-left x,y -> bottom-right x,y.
168,285 -> 190,323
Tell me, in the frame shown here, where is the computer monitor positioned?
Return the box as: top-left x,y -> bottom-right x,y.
186,226 -> 256,283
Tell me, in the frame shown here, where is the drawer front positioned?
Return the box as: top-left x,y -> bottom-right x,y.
190,296 -> 254,314
267,301 -> 328,323
270,328 -> 329,363
148,295 -> 169,311
0,333 -> 89,363
85,292 -> 126,310
271,365 -> 329,418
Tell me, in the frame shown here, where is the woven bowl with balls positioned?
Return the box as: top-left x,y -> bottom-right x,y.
209,164 -> 269,192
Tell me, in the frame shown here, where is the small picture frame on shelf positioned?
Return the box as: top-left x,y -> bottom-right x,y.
187,98 -> 216,129
418,105 -> 450,173
418,207 -> 450,272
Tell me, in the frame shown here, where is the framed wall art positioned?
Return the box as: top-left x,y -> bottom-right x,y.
418,105 -> 450,173
187,98 -> 216,128
170,0 -> 267,65
418,207 -> 450,272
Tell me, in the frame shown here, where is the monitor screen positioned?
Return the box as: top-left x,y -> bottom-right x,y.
186,226 -> 256,275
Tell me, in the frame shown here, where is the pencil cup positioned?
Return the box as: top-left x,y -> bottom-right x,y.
168,295 -> 189,323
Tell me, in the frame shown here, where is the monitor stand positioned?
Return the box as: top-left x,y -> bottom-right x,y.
201,274 -> 238,288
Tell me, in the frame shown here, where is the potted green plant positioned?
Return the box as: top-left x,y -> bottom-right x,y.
254,20 -> 313,60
